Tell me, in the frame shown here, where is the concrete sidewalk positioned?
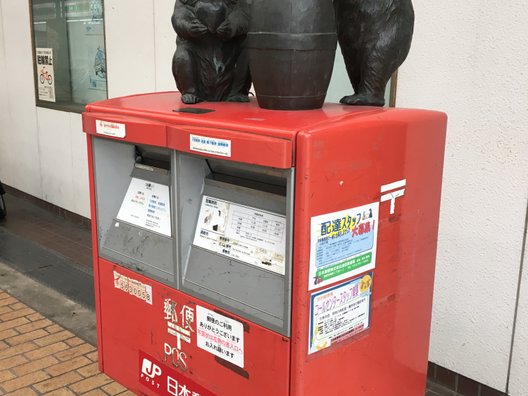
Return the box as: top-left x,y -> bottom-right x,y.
0,290 -> 132,396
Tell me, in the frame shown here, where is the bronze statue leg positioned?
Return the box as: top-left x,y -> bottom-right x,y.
172,43 -> 203,104
227,45 -> 251,102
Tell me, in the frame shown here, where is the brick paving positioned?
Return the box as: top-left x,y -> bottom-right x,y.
0,291 -> 133,396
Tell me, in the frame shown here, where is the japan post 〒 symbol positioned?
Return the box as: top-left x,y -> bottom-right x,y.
380,179 -> 406,215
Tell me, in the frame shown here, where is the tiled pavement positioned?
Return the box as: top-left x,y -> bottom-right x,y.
0,291 -> 132,396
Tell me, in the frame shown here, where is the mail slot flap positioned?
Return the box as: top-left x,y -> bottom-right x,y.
83,112 -> 167,147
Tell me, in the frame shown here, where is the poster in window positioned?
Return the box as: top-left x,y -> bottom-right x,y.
36,48 -> 56,102
66,0 -> 107,104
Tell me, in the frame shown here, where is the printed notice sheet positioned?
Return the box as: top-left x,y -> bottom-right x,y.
309,274 -> 373,354
193,196 -> 286,275
116,178 -> 171,237
196,306 -> 244,368
309,202 -> 379,290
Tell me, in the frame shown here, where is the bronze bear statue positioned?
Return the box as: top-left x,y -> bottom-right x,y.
171,0 -> 251,104
334,0 -> 414,106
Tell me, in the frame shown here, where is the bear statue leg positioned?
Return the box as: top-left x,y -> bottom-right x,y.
339,50 -> 364,105
339,41 -> 387,106
340,47 -> 390,107
227,46 -> 251,103
172,43 -> 203,104
335,0 -> 415,107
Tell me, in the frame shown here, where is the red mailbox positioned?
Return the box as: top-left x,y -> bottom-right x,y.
83,92 -> 446,396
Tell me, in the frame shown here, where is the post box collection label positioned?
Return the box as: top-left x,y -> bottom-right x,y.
309,202 -> 379,290
196,306 -> 245,368
308,273 -> 373,354
193,195 -> 286,275
190,134 -> 231,157
116,177 -> 172,237
139,351 -> 216,396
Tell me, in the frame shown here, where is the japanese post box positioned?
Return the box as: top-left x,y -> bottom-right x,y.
82,92 -> 447,396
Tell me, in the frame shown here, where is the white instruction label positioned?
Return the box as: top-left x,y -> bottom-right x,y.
190,134 -> 231,157
117,177 -> 171,237
193,196 -> 286,275
96,120 -> 126,138
196,306 -> 244,368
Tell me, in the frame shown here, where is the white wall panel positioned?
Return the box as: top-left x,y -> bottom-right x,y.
34,110 -> 90,218
104,0 -> 156,98
397,0 -> 528,391
70,113 -> 90,218
36,107 -> 74,211
1,0 -> 41,197
154,0 -> 177,92
0,0 -> 12,185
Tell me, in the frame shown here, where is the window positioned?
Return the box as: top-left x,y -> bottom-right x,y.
31,0 -> 107,112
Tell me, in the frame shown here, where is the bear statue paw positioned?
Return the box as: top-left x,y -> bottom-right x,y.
181,93 -> 204,104
216,20 -> 234,40
226,94 -> 250,103
340,94 -> 385,107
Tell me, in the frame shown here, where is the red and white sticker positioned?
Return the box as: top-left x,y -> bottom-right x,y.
139,351 -> 216,396
96,120 -> 126,138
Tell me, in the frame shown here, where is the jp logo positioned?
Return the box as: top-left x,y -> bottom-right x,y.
163,342 -> 188,372
140,357 -> 162,389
